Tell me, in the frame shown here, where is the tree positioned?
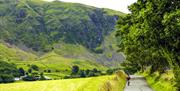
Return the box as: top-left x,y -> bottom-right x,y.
71,65 -> 79,74
79,70 -> 86,77
85,69 -> 90,76
31,65 -> 39,71
18,68 -> 25,76
28,69 -> 32,73
88,71 -> 95,77
40,72 -> 46,80
106,69 -> 113,75
116,0 -> 180,90
0,60 -> 19,83
0,76 -> 3,83
47,69 -> 51,73
93,68 -> 98,73
22,75 -> 37,81
0,74 -> 14,83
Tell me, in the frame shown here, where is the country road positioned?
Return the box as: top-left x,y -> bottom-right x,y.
124,75 -> 153,91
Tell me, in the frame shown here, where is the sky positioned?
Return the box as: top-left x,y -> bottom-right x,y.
43,0 -> 137,13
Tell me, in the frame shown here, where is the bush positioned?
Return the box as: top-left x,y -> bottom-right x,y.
31,65 -> 39,71
0,74 -> 14,83
47,69 -> 51,73
44,70 -> 47,72
106,69 -> 113,75
18,68 -> 25,76
85,69 -> 90,76
64,75 -> 71,79
71,65 -> 79,74
93,68 -> 98,73
39,72 -> 46,80
0,60 -> 19,77
0,77 -> 3,83
22,76 -> 37,81
55,70 -> 60,72
79,70 -> 86,77
28,68 -> 32,73
32,72 -> 39,76
88,71 -> 95,77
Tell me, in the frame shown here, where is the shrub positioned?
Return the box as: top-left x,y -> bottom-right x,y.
44,70 -> 47,72
47,69 -> 51,73
0,60 -> 19,77
79,70 -> 86,77
0,77 -> 3,83
31,65 -> 39,71
55,70 -> 60,72
88,71 -> 95,77
93,68 -> 98,73
39,72 -> 46,80
106,69 -> 113,75
28,68 -> 32,73
18,68 -> 25,76
85,69 -> 90,76
22,76 -> 37,81
64,75 -> 71,79
0,74 -> 14,83
32,72 -> 39,76
71,65 -> 79,74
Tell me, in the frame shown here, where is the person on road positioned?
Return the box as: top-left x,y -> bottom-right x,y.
126,74 -> 131,86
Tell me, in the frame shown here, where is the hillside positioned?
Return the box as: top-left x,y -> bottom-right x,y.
0,0 -> 124,52
0,42 -> 107,78
0,0 -> 125,66
0,42 -> 37,61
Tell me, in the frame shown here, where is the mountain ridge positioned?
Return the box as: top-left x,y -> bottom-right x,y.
0,0 -> 125,67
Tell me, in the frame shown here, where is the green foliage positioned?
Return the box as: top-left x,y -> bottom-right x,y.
0,74 -> 14,83
0,60 -> 19,83
71,65 -> 79,75
22,75 -> 37,81
18,67 -> 25,76
0,0 -> 122,52
39,72 -> 46,80
116,0 -> 180,90
30,64 -> 39,71
79,70 -> 86,78
28,68 -> 32,73
47,69 -> 51,73
0,0 -> 124,82
106,69 -> 114,75
0,60 -> 19,77
139,69 -> 176,91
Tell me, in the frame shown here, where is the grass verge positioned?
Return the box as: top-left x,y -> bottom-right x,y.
138,69 -> 176,91
99,70 -> 127,91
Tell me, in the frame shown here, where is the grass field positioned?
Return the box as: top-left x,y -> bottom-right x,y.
0,73 -> 126,91
0,43 -> 107,79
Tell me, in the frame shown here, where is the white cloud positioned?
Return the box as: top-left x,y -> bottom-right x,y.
43,0 -> 137,13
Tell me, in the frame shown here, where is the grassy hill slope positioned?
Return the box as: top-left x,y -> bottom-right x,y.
0,42 -> 37,61
0,42 -> 107,78
0,0 -> 124,52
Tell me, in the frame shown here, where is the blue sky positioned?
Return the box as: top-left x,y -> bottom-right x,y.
43,0 -> 137,13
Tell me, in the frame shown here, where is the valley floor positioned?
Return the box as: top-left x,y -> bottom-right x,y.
0,75 -> 122,91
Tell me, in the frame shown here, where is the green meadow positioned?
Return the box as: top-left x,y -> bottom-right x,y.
0,72 -> 126,91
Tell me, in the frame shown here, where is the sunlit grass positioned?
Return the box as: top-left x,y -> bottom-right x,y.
0,74 -> 125,91
139,68 -> 176,91
0,70 -> 127,91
